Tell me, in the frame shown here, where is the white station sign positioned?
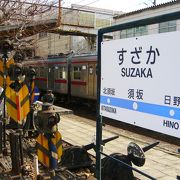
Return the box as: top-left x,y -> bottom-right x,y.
100,31 -> 180,138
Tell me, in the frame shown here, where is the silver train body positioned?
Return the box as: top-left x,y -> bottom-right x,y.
24,54 -> 97,101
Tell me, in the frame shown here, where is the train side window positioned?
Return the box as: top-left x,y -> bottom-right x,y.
73,66 -> 81,80
89,66 -> 93,75
58,67 -> 66,79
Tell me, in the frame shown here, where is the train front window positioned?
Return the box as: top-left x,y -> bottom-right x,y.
73,66 -> 81,80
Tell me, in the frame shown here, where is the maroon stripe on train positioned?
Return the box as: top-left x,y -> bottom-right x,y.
26,62 -> 48,66
25,59 -> 96,66
71,81 -> 86,86
48,61 -> 67,65
72,61 -> 96,64
54,79 -> 86,86
55,79 -> 67,83
35,78 -> 86,86
35,77 -> 47,81
47,60 -> 96,65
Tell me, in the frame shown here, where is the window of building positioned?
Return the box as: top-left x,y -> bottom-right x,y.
126,28 -> 134,38
79,12 -> 94,27
135,26 -> 148,36
73,66 -> 81,80
159,20 -> 176,33
95,14 -> 111,28
120,26 -> 148,39
65,44 -> 68,50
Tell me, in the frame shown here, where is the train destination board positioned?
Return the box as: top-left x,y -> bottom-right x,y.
100,31 -> 180,138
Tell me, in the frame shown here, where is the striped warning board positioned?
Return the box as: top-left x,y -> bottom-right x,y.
6,83 -> 30,124
30,81 -> 35,104
0,58 -> 14,87
36,131 -> 63,169
33,86 -> 40,102
29,82 -> 40,104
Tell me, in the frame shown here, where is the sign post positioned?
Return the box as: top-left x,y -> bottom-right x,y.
100,31 -> 180,138
96,11 -> 180,180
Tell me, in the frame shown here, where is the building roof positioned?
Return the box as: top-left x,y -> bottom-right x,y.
114,0 -> 179,19
71,4 -> 123,16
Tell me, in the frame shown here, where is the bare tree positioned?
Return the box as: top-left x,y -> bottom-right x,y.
0,0 -> 58,39
0,0 -> 57,24
0,0 -> 60,57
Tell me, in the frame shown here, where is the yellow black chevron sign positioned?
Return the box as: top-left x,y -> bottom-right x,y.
6,84 -> 30,124
36,131 -> 63,168
0,58 -> 14,87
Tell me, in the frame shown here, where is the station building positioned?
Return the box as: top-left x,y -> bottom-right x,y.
33,1 -> 180,58
34,4 -> 121,57
113,1 -> 180,39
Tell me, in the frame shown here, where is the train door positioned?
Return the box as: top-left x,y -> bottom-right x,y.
38,67 -> 48,91
87,63 -> 96,98
48,66 -> 55,91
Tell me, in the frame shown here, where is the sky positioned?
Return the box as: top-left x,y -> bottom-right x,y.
62,0 -> 172,12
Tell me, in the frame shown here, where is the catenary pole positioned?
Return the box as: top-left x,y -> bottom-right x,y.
57,0 -> 62,26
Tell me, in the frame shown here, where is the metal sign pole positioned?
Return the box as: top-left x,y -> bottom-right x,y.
96,30 -> 103,180
2,53 -> 8,150
177,148 -> 180,179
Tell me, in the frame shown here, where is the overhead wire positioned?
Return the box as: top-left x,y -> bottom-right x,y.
33,0 -> 178,53
31,0 -> 176,38
1,0 -> 173,21
0,0 -> 152,25
64,0 -> 99,8
34,1 -> 179,41
2,0 -> 58,7
60,0 -> 156,22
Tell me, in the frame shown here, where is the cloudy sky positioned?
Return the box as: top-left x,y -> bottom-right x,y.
62,0 -> 172,12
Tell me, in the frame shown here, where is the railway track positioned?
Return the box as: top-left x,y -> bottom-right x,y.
0,131 -> 96,180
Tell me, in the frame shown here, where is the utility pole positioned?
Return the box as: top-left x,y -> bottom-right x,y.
57,0 -> 62,26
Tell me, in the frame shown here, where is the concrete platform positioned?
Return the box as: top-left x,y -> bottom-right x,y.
58,114 -> 180,180
52,104 -> 73,115
35,101 -> 73,115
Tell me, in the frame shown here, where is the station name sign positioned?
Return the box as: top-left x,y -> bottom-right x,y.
100,31 -> 180,138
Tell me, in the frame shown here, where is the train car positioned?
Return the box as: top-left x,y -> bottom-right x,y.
24,59 -> 48,92
23,53 -> 97,102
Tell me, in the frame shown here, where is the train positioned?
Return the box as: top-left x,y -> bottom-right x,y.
23,53 -> 97,103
